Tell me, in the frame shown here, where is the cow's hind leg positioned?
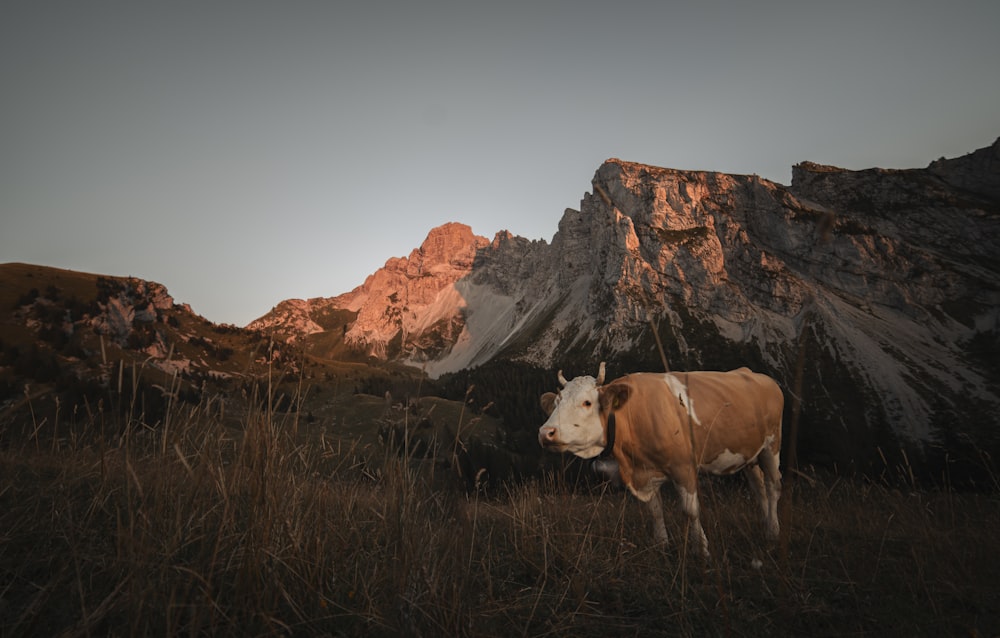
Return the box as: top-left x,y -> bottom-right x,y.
758,447 -> 782,540
743,464 -> 769,523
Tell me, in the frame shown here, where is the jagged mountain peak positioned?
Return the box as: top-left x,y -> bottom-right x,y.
249,222 -> 493,359
411,221 -> 489,271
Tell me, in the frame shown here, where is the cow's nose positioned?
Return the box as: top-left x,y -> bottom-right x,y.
539,426 -> 558,445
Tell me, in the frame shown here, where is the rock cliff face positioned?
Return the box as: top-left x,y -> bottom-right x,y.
255,139 -> 1000,473
334,222 -> 491,360
90,277 -> 176,349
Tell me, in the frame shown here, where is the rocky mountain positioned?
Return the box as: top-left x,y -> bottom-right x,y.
255,139 -> 1000,477
0,264 -> 266,400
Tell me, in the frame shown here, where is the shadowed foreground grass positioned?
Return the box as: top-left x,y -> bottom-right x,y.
1,398 -> 998,637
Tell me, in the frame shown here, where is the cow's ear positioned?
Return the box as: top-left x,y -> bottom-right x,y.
600,383 -> 630,411
540,392 -> 557,416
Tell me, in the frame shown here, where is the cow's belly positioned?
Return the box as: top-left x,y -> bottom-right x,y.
700,448 -> 751,475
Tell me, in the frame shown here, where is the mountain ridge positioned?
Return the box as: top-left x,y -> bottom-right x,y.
252,139 -> 1000,473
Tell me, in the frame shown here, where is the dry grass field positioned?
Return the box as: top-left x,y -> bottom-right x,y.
1,386 -> 998,637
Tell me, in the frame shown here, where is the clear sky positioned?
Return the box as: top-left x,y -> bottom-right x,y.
2,0 -> 998,326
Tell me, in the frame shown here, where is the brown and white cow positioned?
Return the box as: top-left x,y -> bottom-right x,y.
538,363 -> 783,556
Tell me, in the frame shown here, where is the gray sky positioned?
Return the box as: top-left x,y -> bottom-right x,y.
2,0 -> 998,326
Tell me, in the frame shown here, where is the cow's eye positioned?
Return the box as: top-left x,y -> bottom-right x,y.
583,400 -> 592,408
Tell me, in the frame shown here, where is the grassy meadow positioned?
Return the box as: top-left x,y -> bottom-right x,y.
1,382 -> 998,637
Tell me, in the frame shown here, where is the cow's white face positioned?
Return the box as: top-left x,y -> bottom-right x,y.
538,371 -> 607,459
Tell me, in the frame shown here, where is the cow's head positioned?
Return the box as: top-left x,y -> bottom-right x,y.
538,362 -> 630,459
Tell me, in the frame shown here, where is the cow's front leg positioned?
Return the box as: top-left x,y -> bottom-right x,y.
633,476 -> 669,544
675,478 -> 710,557
646,488 -> 669,544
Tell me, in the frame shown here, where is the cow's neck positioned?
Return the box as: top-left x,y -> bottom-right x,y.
599,410 -> 617,458
605,415 -> 643,492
